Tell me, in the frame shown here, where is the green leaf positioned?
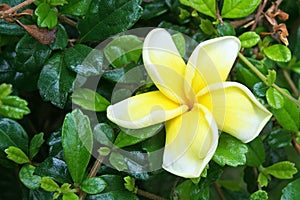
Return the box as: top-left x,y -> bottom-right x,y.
266,87 -> 284,109
104,35 -> 142,68
175,179 -> 209,200
258,173 -> 269,187
264,161 -> 298,179
38,53 -> 75,108
35,3 -> 58,29
0,20 -> 25,36
281,178 -> 300,200
172,33 -> 186,57
238,32 -> 260,48
267,129 -> 291,148
0,96 -> 30,119
61,0 -> 92,16
263,44 -> 292,62
250,190 -> 268,200
72,88 -> 110,112
266,70 -> 277,86
94,123 -> 116,146
63,192 -> 79,200
81,177 -> 107,194
114,123 -> 163,148
40,177 -> 59,192
217,21 -> 236,36
5,146 -> 30,164
253,82 -> 268,97
64,44 -> 103,76
199,19 -> 215,35
62,109 -> 93,184
50,24 -> 68,50
29,132 -> 45,159
109,152 -> 128,171
35,157 -> 72,184
78,0 -> 142,42
271,95 -> 299,132
15,34 -> 52,73
179,0 -> 216,18
0,118 -> 28,153
49,0 -> 68,6
246,137 -> 265,167
141,0 -> 168,20
19,164 -> 41,190
213,134 -> 248,167
86,190 -> 138,200
0,83 -> 12,98
221,0 -> 261,18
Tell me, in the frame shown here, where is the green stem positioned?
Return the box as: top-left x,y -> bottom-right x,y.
238,53 -> 300,107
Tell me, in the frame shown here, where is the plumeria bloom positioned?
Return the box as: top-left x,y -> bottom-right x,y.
107,28 -> 272,178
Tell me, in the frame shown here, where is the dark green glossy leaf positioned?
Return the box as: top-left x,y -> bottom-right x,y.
0,96 -> 30,119
35,3 -> 58,29
221,0 -> 261,18
246,137 -> 265,167
0,53 -> 15,84
250,190 -> 268,200
175,179 -> 209,200
266,87 -> 284,109
213,134 -> 248,167
38,53 -> 75,108
50,24 -> 68,50
13,71 -> 39,92
78,0 -> 142,42
35,157 -> 72,184
271,96 -> 299,132
114,123 -> 163,148
71,88 -> 110,111
40,176 -> 59,192
61,0 -> 92,16
94,123 -> 115,146
264,161 -> 298,179
5,146 -> 29,164
141,0 -> 168,20
239,31 -> 260,48
104,35 -> 142,68
15,34 -> 52,73
281,178 -> 300,200
29,132 -> 45,159
102,68 -> 125,82
47,130 -> 64,159
19,164 -> 41,190
253,82 -> 268,97
28,188 -> 53,200
109,152 -> 128,171
179,0 -> 216,18
0,20 -> 25,36
263,44 -> 292,62
64,44 -> 103,76
199,19 -> 215,35
81,177 -> 107,194
62,109 -> 93,184
0,118 -> 28,153
217,21 -> 236,36
236,60 -> 261,88
267,129 -> 291,148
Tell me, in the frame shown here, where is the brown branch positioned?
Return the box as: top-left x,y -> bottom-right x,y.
59,15 -> 77,27
0,0 -> 35,19
216,0 -> 223,23
137,189 -> 167,200
214,183 -> 225,200
282,69 -> 299,97
292,136 -> 300,156
251,0 -> 268,31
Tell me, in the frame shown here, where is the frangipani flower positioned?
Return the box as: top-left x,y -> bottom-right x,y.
107,28 -> 272,178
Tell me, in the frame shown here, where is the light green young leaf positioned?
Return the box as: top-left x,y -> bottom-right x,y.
124,176 -> 137,193
19,164 -> 41,190
62,109 -> 93,184
239,31 -> 260,48
250,190 -> 268,200
81,177 -> 107,194
72,88 -> 110,112
40,176 -> 59,192
281,178 -> 300,200
0,96 -> 30,119
5,146 -> 30,164
29,132 -> 45,159
0,83 -> 12,98
258,173 -> 269,187
222,0 -> 261,18
199,19 -> 215,35
213,134 -> 248,167
49,0 -> 68,6
266,70 -> 277,86
263,44 -> 292,62
179,0 -> 216,18
266,87 -> 284,109
35,3 -> 58,29
104,35 -> 142,68
265,161 -> 298,179
172,33 -> 186,57
63,192 -> 79,200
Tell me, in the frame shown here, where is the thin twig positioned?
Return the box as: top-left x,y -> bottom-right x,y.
282,69 -> 299,97
0,0 -> 35,18
251,0 -> 268,31
137,189 -> 167,200
59,15 -> 77,27
253,167 -> 262,190
216,0 -> 223,23
292,136 -> 300,156
214,183 -> 225,200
